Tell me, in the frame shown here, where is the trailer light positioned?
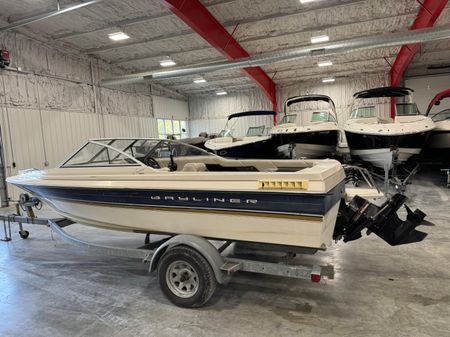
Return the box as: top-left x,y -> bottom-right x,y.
311,273 -> 321,283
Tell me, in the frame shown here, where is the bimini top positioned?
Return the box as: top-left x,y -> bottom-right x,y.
228,110 -> 276,120
354,86 -> 414,99
426,88 -> 450,116
285,94 -> 336,109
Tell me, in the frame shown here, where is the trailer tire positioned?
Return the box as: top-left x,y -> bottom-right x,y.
157,245 -> 217,308
19,230 -> 29,239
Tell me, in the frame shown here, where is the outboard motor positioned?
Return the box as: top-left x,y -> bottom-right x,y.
334,194 -> 428,246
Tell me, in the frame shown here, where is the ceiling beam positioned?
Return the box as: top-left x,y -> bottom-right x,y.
162,0 -> 277,110
0,0 -> 104,32
389,0 -> 448,117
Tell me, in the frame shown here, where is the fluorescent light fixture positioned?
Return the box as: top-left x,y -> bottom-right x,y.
322,77 -> 335,83
193,77 -> 206,83
311,34 -> 329,44
300,0 -> 315,3
216,91 -> 227,95
318,60 -> 333,67
108,32 -> 130,41
159,59 -> 176,67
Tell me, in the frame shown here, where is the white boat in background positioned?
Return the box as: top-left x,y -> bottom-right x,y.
7,138 -> 428,249
424,88 -> 450,162
271,95 -> 340,159
204,110 -> 278,159
344,87 -> 435,171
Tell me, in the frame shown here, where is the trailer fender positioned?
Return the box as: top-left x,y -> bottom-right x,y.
149,234 -> 229,284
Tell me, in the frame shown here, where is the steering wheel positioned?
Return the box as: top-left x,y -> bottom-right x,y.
143,156 -> 161,169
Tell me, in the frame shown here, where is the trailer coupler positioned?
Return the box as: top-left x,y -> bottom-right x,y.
334,194 -> 428,246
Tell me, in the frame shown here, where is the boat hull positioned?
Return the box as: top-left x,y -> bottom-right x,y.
16,182 -> 344,249
272,130 -> 339,158
47,198 -> 340,249
345,131 -> 430,169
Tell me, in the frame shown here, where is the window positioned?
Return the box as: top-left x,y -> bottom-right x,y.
351,106 -> 376,118
311,111 -> 336,122
157,118 -> 188,139
246,126 -> 266,137
396,103 -> 420,116
279,114 -> 297,125
432,109 -> 450,122
63,142 -> 138,167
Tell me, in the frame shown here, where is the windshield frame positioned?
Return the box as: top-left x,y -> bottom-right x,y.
59,138 -> 215,168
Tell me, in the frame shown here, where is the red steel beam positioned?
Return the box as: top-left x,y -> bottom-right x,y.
162,0 -> 277,123
389,0 -> 448,117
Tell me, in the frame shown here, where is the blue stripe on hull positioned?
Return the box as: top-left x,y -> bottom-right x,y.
17,180 -> 345,216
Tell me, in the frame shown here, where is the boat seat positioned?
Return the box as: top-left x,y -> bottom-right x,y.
182,162 -> 208,172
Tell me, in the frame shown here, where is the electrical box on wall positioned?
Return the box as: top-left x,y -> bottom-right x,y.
0,49 -> 10,68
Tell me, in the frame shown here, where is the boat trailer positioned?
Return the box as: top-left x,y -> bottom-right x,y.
1,191 -> 429,307
1,194 -> 323,308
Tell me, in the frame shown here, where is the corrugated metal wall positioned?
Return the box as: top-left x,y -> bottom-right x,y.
0,106 -> 158,200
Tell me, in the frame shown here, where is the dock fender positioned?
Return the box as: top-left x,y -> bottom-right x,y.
148,234 -> 228,284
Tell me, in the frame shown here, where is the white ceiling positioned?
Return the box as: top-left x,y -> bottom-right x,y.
1,0 -> 450,96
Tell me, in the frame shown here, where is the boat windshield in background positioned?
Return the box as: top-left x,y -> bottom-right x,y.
350,106 -> 376,119
278,114 -> 295,125
396,103 -> 421,116
311,111 -> 337,122
431,109 -> 450,122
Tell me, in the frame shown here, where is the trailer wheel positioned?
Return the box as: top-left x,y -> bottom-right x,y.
157,245 -> 217,308
19,230 -> 29,239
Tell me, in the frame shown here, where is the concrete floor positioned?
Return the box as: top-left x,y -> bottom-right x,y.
0,171 -> 449,337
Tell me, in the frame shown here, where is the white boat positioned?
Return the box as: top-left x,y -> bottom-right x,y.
424,88 -> 450,162
271,95 -> 340,159
204,110 -> 278,158
344,87 -> 435,170
6,138 -> 428,248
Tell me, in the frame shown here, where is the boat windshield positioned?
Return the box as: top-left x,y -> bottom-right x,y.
61,138 -> 213,168
396,103 -> 420,116
432,109 -> 450,122
311,111 -> 336,122
218,129 -> 233,137
246,126 -> 266,136
279,114 -> 297,124
351,106 -> 376,118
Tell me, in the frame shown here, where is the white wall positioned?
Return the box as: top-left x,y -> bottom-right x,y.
153,95 -> 189,120
406,74 -> 450,114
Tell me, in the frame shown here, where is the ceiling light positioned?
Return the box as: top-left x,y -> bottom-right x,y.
108,32 -> 130,41
300,0 -> 315,3
216,91 -> 227,95
322,78 -> 335,83
193,77 -> 206,83
159,59 -> 176,67
318,60 -> 333,67
311,34 -> 329,44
